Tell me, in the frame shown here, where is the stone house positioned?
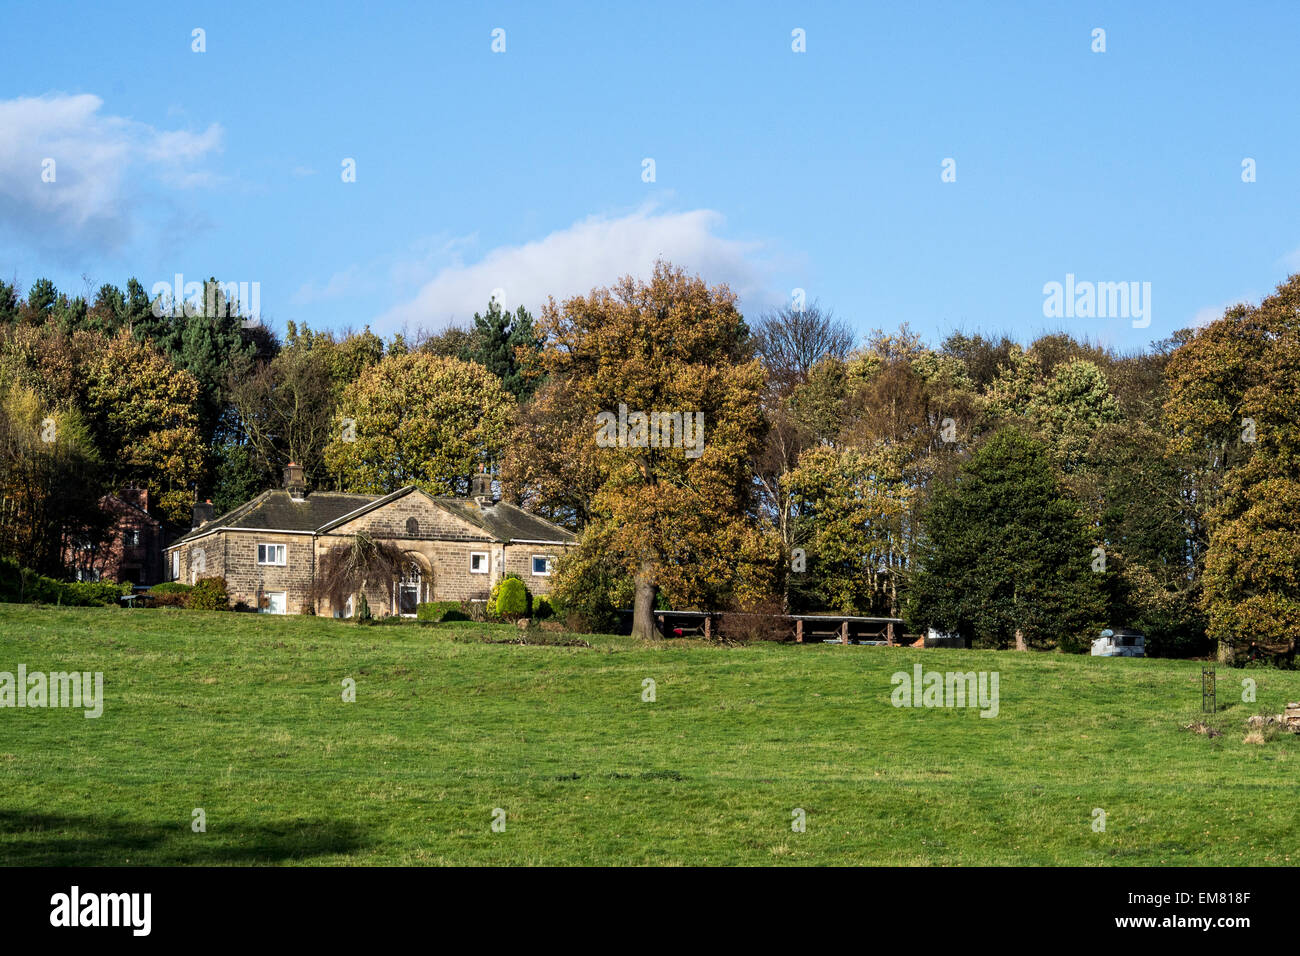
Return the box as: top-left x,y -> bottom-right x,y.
163,465 -> 576,616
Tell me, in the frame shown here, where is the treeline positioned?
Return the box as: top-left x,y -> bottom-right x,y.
2,265 -> 1296,660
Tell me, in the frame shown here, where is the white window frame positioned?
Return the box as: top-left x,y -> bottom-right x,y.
470,551 -> 489,574
257,543 -> 287,566
261,591 -> 288,615
171,552 -> 180,580
531,554 -> 554,577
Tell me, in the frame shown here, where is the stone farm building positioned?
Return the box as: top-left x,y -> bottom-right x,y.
164,465 -> 576,616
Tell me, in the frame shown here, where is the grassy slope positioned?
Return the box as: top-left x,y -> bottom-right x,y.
0,604 -> 1296,866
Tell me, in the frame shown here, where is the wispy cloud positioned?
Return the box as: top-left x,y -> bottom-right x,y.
0,93 -> 222,257
364,205 -> 783,333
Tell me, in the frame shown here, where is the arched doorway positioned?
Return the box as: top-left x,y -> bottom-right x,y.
396,552 -> 433,616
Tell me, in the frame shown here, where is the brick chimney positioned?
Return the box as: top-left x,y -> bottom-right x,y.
192,499 -> 215,530
283,462 -> 307,500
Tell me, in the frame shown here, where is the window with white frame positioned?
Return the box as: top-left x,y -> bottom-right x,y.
470,551 -> 489,574
531,554 -> 553,576
257,543 -> 287,566
171,552 -> 179,579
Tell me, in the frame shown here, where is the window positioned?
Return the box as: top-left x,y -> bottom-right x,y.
470,551 -> 489,574
405,517 -> 419,535
257,543 -> 287,566
531,555 -> 553,576
123,529 -> 141,547
171,552 -> 179,580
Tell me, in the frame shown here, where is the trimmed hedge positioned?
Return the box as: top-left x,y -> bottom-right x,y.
0,558 -> 130,606
416,601 -> 461,623
149,582 -> 193,595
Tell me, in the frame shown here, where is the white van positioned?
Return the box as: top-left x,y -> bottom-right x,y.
1091,628 -> 1145,657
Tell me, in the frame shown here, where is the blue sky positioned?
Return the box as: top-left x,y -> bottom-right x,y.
3,0 -> 1298,351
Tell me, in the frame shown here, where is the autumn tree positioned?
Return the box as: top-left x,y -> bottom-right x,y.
499,379 -> 604,530
1172,275 -> 1300,659
81,331 -> 205,523
537,261 -> 772,638
324,352 -> 514,495
784,444 -> 910,614
0,383 -> 109,575
231,346 -> 337,490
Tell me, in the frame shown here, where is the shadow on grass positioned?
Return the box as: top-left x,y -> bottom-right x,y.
0,808 -> 369,865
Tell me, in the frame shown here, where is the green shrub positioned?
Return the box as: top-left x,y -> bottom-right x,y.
0,558 -> 128,606
0,557 -> 23,602
189,577 -> 230,611
549,542 -> 626,633
441,609 -> 470,622
416,600 -> 462,623
534,596 -> 555,620
148,581 -> 193,608
491,576 -> 529,618
63,580 -> 132,606
355,592 -> 372,622
150,582 -> 192,595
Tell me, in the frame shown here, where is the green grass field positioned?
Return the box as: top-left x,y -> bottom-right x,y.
0,604 -> 1296,866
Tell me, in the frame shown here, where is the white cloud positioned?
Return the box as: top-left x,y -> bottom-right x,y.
0,93 -> 222,256
368,206 -> 782,333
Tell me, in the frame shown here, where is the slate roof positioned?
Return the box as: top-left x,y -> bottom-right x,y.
171,491 -> 380,545
426,496 -> 575,544
171,487 -> 575,547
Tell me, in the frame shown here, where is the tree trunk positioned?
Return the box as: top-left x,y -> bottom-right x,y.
1015,628 -> 1026,652
632,559 -> 658,640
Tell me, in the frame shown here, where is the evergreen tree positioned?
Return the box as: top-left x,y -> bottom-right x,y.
907,427 -> 1106,651
467,300 -> 542,401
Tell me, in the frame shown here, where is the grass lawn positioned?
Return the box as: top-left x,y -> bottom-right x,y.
0,603 -> 1296,866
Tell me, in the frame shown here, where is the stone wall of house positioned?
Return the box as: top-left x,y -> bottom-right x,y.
325,495 -> 499,614
174,531 -> 315,614
503,545 -> 565,596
